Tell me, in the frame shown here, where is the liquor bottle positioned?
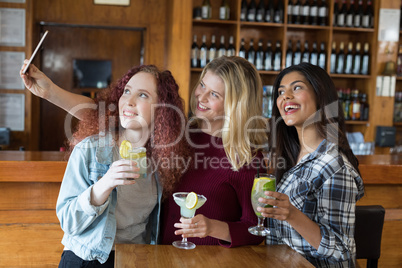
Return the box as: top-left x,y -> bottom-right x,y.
394,92 -> 402,122
191,35 -> 199,68
318,0 -> 328,26
344,42 -> 354,74
336,42 -> 345,74
240,0 -> 248,21
345,0 -> 355,27
201,0 -> 212,20
397,45 -> 402,76
333,0 -> 339,26
217,36 -> 226,58
255,39 -> 264,70
208,35 -> 217,63
273,41 -> 282,71
219,0 -> 230,20
360,93 -> 369,121
266,0 -> 275,23
352,42 -> 362,75
300,0 -> 310,25
293,40 -> 302,65
354,0 -> 363,28
285,40 -> 293,68
301,41 -> 310,63
343,88 -> 351,120
330,41 -> 337,73
200,35 -> 208,68
349,89 -> 361,120
310,41 -> 318,66
318,42 -> 326,69
239,38 -> 246,58
247,39 -> 256,65
274,0 -> 284,23
292,0 -> 301,24
256,0 -> 266,22
309,0 -> 318,25
360,42 -> 369,75
362,0 -> 373,28
264,40 -> 273,71
287,0 -> 293,24
227,36 -> 236,57
337,0 -> 347,27
338,88 -> 344,111
247,0 -> 257,22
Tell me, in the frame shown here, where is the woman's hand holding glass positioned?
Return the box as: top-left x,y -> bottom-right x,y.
257,191 -> 295,221
174,214 -> 210,239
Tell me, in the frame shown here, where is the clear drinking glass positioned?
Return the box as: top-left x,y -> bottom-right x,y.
248,173 -> 276,236
172,192 -> 207,250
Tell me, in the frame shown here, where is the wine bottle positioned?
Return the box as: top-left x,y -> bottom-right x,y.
201,0 -> 212,20
293,40 -> 302,65
360,93 -> 369,121
292,0 -> 301,24
343,88 -> 351,120
217,36 -> 226,58
256,0 -> 266,22
333,0 -> 339,26
255,39 -> 264,70
239,38 -> 246,58
349,89 -> 361,120
337,0 -> 347,27
301,41 -> 310,63
354,0 -> 363,28
318,0 -> 328,26
200,35 -> 208,68
191,35 -> 199,68
247,0 -> 257,22
362,0 -> 373,28
360,42 -> 369,75
227,36 -> 235,57
265,0 -> 274,22
397,45 -> 402,76
344,42 -> 354,74
287,0 -> 293,24
318,42 -> 326,69
285,40 -> 293,68
274,0 -> 284,23
352,42 -> 362,75
208,35 -> 217,63
264,40 -> 273,71
345,0 -> 355,27
240,0 -> 248,21
273,41 -> 282,71
330,41 -> 337,73
247,39 -> 256,65
336,41 -> 345,74
219,0 -> 230,20
310,41 -> 318,66
310,0 -> 318,25
300,0 -> 310,25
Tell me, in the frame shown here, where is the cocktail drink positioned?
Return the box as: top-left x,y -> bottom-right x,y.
128,147 -> 147,178
248,173 -> 276,236
172,192 -> 207,249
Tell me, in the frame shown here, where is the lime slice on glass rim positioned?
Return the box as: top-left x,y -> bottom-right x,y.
119,140 -> 132,159
185,192 -> 198,209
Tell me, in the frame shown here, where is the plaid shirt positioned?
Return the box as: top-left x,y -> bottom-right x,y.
266,139 -> 365,268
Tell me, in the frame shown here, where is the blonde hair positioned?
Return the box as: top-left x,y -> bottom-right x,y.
190,56 -> 268,171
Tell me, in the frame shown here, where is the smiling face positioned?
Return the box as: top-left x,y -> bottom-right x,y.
276,71 -> 318,129
118,72 -> 158,131
194,71 -> 226,135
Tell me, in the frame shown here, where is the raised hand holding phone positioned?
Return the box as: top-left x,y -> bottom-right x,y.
22,30 -> 48,74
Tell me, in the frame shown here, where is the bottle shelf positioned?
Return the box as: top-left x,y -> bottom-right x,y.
330,74 -> 371,79
346,120 -> 369,125
240,21 -> 284,28
332,27 -> 375,33
193,19 -> 238,25
394,122 -> 402,127
286,24 -> 330,30
396,76 -> 402,81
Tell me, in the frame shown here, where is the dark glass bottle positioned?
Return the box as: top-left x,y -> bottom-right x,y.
300,0 -> 310,25
219,0 -> 230,20
333,0 -> 339,26
285,39 -> 293,68
247,38 -> 256,65
217,35 -> 226,58
274,0 -> 284,23
293,40 -> 302,65
343,88 -> 351,120
201,0 -> 212,19
256,0 -> 266,22
360,42 -> 369,75
349,89 -> 361,120
239,38 -> 246,58
264,40 -> 273,71
200,35 -> 208,68
265,0 -> 275,22
310,0 -> 318,25
344,42 -> 354,74
397,45 -> 402,76
336,0 -> 347,27
338,88 -> 344,112
287,0 -> 293,24
310,41 -> 318,66
354,0 -> 363,28
301,41 -> 310,63
273,41 -> 282,71
330,41 -> 337,73
208,35 -> 217,63
362,0 -> 373,28
247,0 -> 257,22
336,41 -> 345,74
191,35 -> 199,68
352,42 -> 362,75
227,36 -> 236,57
345,0 -> 355,27
318,0 -> 328,26
255,39 -> 264,70
360,93 -> 369,121
240,0 -> 248,21
318,42 -> 326,69
292,0 -> 301,24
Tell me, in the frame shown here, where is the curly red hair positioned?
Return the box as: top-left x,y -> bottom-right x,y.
70,65 -> 192,196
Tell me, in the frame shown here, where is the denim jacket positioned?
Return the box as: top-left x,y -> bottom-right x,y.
56,133 -> 162,264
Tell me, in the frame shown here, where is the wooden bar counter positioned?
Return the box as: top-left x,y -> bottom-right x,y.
0,151 -> 401,267
114,244 -> 313,268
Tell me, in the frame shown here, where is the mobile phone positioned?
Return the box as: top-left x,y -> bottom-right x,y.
22,30 -> 49,74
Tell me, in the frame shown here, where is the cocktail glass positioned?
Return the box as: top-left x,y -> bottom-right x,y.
248,173 -> 276,236
172,192 -> 207,250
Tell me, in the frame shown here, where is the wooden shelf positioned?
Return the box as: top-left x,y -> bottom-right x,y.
332,26 -> 375,33
286,24 -> 330,30
346,121 -> 369,125
240,22 -> 284,28
193,19 -> 238,25
330,74 -> 371,79
393,122 -> 402,126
